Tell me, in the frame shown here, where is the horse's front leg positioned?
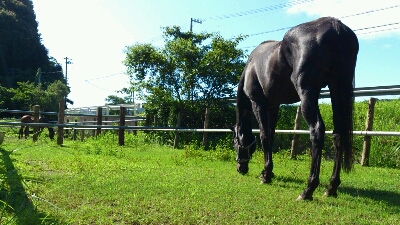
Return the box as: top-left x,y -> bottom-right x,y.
296,93 -> 325,200
252,102 -> 279,184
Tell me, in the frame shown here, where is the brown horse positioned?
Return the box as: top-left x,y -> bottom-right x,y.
229,17 -> 358,200
19,115 -> 54,140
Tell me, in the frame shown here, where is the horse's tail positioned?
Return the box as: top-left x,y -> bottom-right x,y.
330,30 -> 358,172
340,76 -> 355,173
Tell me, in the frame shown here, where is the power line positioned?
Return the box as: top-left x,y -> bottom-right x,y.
353,22 -> 400,32
145,0 -> 313,44
85,73 -> 125,81
206,0 -> 314,20
241,21 -> 400,50
244,3 -> 400,39
84,80 -> 117,92
340,5 -> 400,19
145,2 -> 400,47
357,26 -> 400,36
84,73 -> 127,92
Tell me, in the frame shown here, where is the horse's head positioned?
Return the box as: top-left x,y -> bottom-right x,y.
227,124 -> 257,175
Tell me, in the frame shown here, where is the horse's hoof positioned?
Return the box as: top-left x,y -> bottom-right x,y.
260,179 -> 272,184
259,176 -> 272,184
296,194 -> 313,201
323,191 -> 338,198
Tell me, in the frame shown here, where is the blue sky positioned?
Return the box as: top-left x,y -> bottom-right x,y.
31,0 -> 400,108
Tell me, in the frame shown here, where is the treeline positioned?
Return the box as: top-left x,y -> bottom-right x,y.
0,0 -> 67,111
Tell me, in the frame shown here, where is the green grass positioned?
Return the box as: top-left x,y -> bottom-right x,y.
0,132 -> 399,224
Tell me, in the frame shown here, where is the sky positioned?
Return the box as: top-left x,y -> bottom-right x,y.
31,0 -> 400,108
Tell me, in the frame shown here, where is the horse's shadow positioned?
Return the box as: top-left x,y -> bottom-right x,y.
273,174 -> 400,210
0,148 -> 62,224
340,186 -> 400,209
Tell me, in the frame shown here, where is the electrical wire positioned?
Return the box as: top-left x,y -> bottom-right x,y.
340,5 -> 400,19
145,0 -> 314,44
206,0 -> 314,20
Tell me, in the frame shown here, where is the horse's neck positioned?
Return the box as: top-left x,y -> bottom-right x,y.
235,76 -> 253,135
236,107 -> 253,135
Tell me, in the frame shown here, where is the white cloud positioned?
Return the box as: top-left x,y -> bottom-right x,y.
287,0 -> 400,39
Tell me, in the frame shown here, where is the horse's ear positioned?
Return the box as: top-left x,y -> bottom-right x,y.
225,123 -> 235,132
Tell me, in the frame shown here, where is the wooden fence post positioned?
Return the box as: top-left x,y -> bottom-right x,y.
153,115 -> 158,134
361,98 -> 377,166
153,115 -> 157,126
33,105 -> 39,142
72,119 -> 77,140
290,106 -> 302,159
80,119 -> 86,141
133,120 -> 137,135
119,106 -> 125,146
66,119 -> 70,137
96,107 -> 102,136
145,114 -> 150,133
174,112 -> 181,149
92,118 -> 96,137
57,98 -> 64,145
202,108 -> 210,147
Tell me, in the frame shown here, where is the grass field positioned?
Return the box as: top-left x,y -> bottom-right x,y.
0,133 -> 399,224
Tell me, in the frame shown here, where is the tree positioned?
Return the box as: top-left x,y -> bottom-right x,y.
124,26 -> 246,129
7,80 -> 70,112
105,95 -> 129,105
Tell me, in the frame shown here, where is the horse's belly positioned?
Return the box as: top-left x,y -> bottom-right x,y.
261,80 -> 299,105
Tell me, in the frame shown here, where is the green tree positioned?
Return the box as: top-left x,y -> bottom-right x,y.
105,95 -> 129,105
7,80 -> 70,112
124,26 -> 246,129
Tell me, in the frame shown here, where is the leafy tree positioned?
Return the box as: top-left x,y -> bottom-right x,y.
124,26 -> 246,130
105,95 -> 129,105
106,86 -> 135,105
6,80 -> 70,112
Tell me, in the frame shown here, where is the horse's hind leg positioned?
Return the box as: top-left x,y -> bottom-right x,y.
296,88 -> 325,200
24,126 -> 29,138
19,127 -> 23,139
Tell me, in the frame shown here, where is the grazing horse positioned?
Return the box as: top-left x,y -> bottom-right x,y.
229,17 -> 358,200
19,115 -> 55,140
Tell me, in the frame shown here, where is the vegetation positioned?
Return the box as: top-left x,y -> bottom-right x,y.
0,132 -> 398,224
122,26 -> 246,130
0,0 -> 69,111
0,80 -> 70,113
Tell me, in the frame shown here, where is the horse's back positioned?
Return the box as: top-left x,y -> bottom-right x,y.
282,17 -> 358,82
21,115 -> 33,123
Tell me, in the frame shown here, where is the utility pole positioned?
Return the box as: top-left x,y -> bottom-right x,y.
36,67 -> 41,83
190,18 -> 202,32
64,57 -> 72,81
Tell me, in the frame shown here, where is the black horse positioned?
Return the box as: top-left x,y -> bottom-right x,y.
229,17 -> 358,200
19,115 -> 55,140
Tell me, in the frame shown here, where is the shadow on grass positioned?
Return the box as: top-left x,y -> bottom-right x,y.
274,175 -> 306,185
271,174 -> 400,212
340,186 -> 400,210
0,148 -> 62,224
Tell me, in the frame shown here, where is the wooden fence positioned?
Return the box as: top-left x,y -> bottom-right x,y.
1,85 -> 400,166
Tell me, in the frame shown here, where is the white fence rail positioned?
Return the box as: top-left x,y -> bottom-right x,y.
1,122 -> 400,137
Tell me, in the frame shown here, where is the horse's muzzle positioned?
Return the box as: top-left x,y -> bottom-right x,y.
237,162 -> 249,175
